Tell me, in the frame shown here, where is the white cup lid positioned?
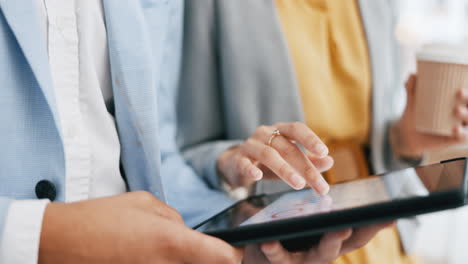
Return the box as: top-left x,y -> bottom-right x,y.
417,44 -> 468,65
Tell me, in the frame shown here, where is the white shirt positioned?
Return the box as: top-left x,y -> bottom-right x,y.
0,1 -> 125,263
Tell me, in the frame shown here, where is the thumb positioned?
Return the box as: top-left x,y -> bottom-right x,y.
405,74 -> 417,104
181,230 -> 244,264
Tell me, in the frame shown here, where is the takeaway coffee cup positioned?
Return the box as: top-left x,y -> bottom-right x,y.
415,44 -> 468,136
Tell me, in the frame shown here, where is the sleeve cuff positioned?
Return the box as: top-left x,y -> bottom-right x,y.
205,141 -> 243,189
182,140 -> 243,190
0,199 -> 50,264
388,121 -> 423,170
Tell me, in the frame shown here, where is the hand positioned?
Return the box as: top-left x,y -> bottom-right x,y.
393,75 -> 468,158
218,122 -> 333,194
39,191 -> 243,264
243,222 -> 394,264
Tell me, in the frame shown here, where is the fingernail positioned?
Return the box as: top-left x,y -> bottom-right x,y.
291,174 -> 306,190
315,177 -> 330,195
457,125 -> 467,135
251,168 -> 263,180
462,89 -> 468,98
314,144 -> 328,157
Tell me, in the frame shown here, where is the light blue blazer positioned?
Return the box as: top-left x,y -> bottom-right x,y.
0,0 -> 232,242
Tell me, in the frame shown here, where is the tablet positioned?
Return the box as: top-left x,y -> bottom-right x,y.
194,158 -> 468,251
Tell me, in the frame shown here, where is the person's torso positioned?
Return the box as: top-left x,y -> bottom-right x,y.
0,0 -> 183,202
38,0 -> 126,202
276,0 -> 372,146
178,0 -> 402,184
276,0 -> 373,183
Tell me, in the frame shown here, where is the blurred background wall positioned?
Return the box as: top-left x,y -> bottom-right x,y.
396,0 -> 468,76
395,1 -> 468,264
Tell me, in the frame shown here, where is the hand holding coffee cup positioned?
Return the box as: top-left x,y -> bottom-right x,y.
415,44 -> 468,136
391,45 -> 468,159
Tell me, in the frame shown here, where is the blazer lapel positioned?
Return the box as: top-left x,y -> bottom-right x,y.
102,0 -> 166,201
0,0 -> 60,130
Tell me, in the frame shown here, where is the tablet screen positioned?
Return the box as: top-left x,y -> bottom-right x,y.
195,159 -> 466,231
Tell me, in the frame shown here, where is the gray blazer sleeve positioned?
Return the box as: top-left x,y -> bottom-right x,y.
181,141 -> 243,189
177,0 -> 228,189
359,0 -> 420,174
177,0 -> 303,190
177,0 -> 239,189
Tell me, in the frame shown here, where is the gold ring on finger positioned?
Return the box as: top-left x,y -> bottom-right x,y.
267,129 -> 281,146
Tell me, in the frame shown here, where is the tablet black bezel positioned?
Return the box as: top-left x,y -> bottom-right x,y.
197,158 -> 468,246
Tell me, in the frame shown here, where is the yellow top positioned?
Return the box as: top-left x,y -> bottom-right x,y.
275,3 -> 419,264
276,0 -> 372,145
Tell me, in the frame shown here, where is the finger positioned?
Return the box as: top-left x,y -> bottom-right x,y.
271,136 -> 329,194
242,139 -> 306,190
457,88 -> 468,104
244,244 -> 270,264
235,155 -> 263,186
261,241 -> 295,264
340,222 -> 394,254
413,126 -> 467,150
275,122 -> 329,158
306,229 -> 352,263
453,125 -> 468,141
308,155 -> 334,173
454,104 -> 468,124
181,230 -> 244,264
256,164 -> 277,179
405,74 -> 417,101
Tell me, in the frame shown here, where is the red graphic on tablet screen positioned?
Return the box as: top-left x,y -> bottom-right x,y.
271,208 -> 305,219
240,191 -> 333,226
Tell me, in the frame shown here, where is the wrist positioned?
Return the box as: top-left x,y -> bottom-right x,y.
39,203 -> 68,264
391,122 -> 423,159
217,146 -> 238,188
